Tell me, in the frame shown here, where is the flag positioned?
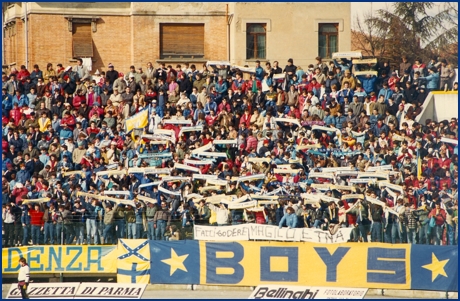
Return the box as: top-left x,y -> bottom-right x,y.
125,106 -> 149,134
117,239 -> 151,284
117,260 -> 150,284
410,245 -> 458,291
417,152 -> 422,180
149,240 -> 200,284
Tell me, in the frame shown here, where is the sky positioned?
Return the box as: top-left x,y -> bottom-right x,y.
350,2 -> 453,29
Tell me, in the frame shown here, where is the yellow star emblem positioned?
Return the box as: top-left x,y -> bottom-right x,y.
161,248 -> 189,276
422,253 -> 449,282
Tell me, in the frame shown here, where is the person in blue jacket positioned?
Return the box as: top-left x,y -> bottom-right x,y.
333,58 -> 352,72
419,67 -> 440,92
279,206 -> 298,229
377,82 -> 394,105
356,73 -> 377,94
2,88 -> 13,116
12,91 -> 28,108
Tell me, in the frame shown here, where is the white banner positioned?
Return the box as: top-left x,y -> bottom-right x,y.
227,200 -> 257,209
192,174 -> 218,180
174,163 -> 200,173
194,224 -> 250,241
274,118 -> 301,127
213,139 -> 238,145
249,285 -> 368,299
184,159 -> 214,165
441,137 -> 458,145
6,283 -> 80,299
332,51 -> 362,59
196,152 -> 228,158
191,143 -> 213,155
163,119 -> 193,125
75,283 -> 147,299
193,224 -> 352,243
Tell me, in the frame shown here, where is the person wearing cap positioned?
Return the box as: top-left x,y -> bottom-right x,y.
105,63 -> 119,85
419,66 -> 440,92
113,71 -> 127,92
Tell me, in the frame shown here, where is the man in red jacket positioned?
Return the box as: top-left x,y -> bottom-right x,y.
11,183 -> 29,205
9,103 -> 21,126
29,203 -> 44,245
428,201 -> 447,245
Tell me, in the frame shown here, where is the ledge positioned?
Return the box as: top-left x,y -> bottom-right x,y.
156,59 -> 208,64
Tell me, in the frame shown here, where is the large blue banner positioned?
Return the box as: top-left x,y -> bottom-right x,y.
149,241 -> 458,292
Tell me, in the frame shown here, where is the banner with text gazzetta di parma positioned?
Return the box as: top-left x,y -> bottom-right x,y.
2,246 -> 118,274
6,282 -> 147,299
150,241 -> 458,292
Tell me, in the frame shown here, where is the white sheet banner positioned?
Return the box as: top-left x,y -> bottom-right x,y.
6,282 -> 81,299
193,224 -> 352,243
249,285 -> 368,299
75,283 -> 147,299
194,224 -> 250,241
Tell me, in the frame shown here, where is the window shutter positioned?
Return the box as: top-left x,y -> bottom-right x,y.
160,24 -> 204,58
72,23 -> 93,58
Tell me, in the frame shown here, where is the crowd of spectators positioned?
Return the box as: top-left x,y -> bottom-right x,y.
1,55 -> 458,247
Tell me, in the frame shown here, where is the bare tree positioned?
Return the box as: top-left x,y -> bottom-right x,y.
351,12 -> 389,59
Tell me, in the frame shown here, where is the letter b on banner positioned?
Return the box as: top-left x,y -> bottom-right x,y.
206,242 -> 244,284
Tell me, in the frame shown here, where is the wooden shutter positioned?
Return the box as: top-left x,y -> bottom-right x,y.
160,24 -> 204,58
72,23 -> 93,58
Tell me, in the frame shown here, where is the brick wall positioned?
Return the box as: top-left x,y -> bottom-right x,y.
3,13 -> 227,75
28,14 -> 70,69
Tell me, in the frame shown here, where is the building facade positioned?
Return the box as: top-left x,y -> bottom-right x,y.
2,2 -> 351,73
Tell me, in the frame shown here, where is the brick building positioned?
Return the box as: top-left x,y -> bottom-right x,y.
2,2 -> 351,73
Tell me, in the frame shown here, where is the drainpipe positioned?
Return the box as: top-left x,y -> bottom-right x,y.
2,4 -> 5,66
226,4 -> 233,63
24,2 -> 28,69
226,4 -> 229,62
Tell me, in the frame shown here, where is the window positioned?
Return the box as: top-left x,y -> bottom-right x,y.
72,22 -> 93,58
318,23 -> 338,59
160,24 -> 205,59
246,23 -> 266,60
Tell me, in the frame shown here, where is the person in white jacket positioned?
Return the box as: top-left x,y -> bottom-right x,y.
208,202 -> 230,226
17,257 -> 30,299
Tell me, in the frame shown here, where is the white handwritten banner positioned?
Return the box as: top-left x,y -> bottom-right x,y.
193,224 -> 352,243
194,225 -> 250,241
